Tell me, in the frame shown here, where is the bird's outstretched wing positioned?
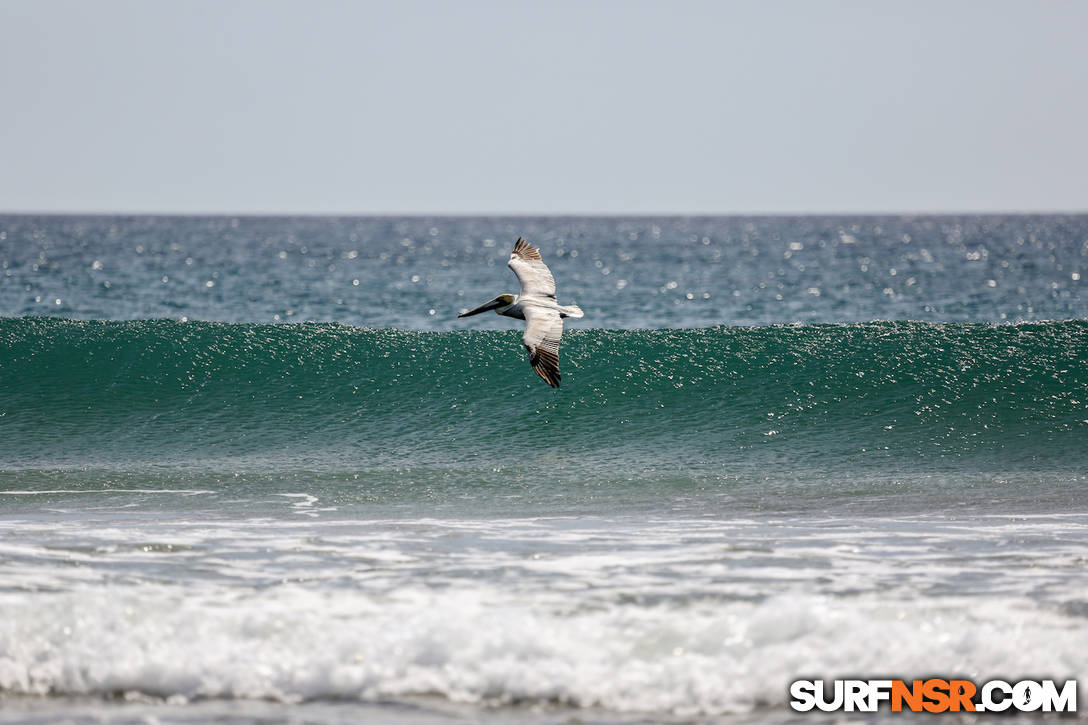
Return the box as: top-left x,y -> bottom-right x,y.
508,238 -> 556,299
521,305 -> 564,388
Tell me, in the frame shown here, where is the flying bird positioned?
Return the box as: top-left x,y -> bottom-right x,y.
458,237 -> 583,387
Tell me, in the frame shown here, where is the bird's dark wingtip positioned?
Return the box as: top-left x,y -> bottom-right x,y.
513,237 -> 542,261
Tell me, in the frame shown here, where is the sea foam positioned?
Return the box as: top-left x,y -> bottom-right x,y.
1,585 -> 1084,714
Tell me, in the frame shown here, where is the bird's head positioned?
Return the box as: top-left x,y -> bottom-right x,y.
457,293 -> 515,318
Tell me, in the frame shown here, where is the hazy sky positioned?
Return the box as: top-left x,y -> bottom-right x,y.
2,1 -> 1086,214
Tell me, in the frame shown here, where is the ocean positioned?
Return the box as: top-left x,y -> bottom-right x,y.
1,215 -> 1086,723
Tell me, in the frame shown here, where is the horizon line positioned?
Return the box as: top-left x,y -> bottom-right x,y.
2,208 -> 1087,219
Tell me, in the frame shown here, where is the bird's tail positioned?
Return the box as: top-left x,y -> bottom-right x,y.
559,303 -> 584,319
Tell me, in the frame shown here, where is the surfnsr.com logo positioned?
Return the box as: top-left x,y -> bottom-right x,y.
790,679 -> 1077,713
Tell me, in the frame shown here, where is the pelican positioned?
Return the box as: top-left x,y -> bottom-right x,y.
458,237 -> 583,387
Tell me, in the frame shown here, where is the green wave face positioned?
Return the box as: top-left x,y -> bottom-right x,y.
2,318 -> 1087,478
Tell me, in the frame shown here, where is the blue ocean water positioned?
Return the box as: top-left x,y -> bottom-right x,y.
1,215 -> 1086,723
0,215 -> 1084,327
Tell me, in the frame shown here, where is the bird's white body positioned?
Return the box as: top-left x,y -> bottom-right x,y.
494,296 -> 584,321
457,238 -> 583,387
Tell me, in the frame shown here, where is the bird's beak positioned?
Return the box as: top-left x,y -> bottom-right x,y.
457,298 -> 503,318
